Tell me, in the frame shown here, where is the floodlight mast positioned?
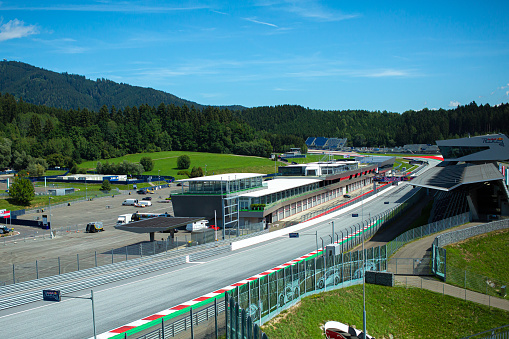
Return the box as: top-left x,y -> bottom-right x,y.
362,181 -> 367,338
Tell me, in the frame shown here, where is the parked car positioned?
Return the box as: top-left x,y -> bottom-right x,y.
137,190 -> 146,194
343,194 -> 351,198
142,196 -> 152,201
0,225 -> 13,234
86,222 -> 104,233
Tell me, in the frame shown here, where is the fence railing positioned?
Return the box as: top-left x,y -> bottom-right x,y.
461,324 -> 509,339
387,212 -> 471,259
431,219 -> 509,299
0,225 -> 269,286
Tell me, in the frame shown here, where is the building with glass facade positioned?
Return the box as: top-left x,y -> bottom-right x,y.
171,163 -> 382,229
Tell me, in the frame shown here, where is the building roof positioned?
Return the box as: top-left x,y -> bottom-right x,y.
115,217 -> 205,233
179,173 -> 263,182
240,178 -> 321,198
410,163 -> 503,191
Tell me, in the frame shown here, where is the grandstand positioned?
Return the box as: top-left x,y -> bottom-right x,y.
411,133 -> 509,222
428,190 -> 469,223
306,137 -> 348,150
305,137 -> 316,148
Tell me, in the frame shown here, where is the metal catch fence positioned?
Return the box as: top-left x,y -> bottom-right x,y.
431,219 -> 509,299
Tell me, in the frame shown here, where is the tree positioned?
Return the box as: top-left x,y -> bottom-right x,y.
101,179 -> 111,191
189,166 -> 204,178
177,155 -> 190,169
140,156 -> 154,172
9,175 -> 35,205
0,138 -> 12,169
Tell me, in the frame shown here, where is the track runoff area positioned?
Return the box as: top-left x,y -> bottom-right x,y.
95,183 -> 398,338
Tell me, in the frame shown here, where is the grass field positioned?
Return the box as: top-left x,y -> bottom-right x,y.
0,180 -> 169,210
262,284 -> 509,339
78,151 -> 279,178
445,229 -> 509,283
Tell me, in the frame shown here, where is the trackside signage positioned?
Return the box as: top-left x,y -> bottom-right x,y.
43,289 -> 61,302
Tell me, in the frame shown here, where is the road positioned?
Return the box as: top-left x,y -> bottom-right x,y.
0,183 -> 417,338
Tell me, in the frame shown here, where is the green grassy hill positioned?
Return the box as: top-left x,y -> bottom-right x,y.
79,151 -> 278,179
262,284 -> 509,339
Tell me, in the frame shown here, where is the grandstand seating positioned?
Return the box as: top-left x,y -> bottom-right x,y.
429,190 -> 469,223
314,137 -> 328,148
306,137 -> 347,150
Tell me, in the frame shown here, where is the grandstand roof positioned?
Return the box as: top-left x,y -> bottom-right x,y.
410,163 -> 503,191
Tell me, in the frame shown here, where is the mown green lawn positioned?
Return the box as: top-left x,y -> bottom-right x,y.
445,229 -> 509,283
262,284 -> 509,339
78,151 -> 279,178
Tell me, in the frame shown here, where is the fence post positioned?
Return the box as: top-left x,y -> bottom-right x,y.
215,297 -> 218,339
77,253 -> 80,271
125,246 -> 128,262
190,307 -> 194,339
112,249 -> 114,264
161,317 -> 165,338
58,257 -> 61,275
36,260 -> 39,279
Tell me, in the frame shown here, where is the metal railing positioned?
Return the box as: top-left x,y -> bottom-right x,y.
461,324 -> 509,339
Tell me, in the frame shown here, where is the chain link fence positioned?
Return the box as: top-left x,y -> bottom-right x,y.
387,212 -> 471,258
431,219 -> 509,299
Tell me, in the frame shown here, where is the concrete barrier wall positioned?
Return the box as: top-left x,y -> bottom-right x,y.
435,219 -> 509,247
365,271 -> 394,287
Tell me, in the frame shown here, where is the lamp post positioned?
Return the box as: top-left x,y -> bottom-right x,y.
49,196 -> 53,239
362,183 -> 367,339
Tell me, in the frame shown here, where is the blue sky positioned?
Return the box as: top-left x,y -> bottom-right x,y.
1,1 -> 508,113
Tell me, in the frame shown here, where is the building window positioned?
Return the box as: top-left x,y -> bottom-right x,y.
440,146 -> 490,159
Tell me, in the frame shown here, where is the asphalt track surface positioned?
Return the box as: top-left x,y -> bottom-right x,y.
0,183 -> 417,339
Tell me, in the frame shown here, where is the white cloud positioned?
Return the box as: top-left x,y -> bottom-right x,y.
449,100 -> 461,107
355,69 -> 410,78
258,0 -> 359,22
0,19 -> 39,42
244,17 -> 278,27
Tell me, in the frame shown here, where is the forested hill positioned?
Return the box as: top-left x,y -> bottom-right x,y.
0,60 -> 244,112
238,103 -> 509,146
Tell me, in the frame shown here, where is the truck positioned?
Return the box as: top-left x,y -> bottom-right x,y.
134,200 -> 152,208
186,220 -> 209,232
117,214 -> 134,225
122,199 -> 138,206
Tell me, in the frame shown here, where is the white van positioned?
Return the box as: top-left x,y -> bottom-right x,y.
186,220 -> 209,232
122,199 -> 138,206
135,200 -> 152,208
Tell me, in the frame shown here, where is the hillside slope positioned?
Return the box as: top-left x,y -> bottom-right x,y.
0,60 -> 244,111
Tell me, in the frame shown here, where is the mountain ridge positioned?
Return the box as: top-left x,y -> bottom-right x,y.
0,60 -> 245,112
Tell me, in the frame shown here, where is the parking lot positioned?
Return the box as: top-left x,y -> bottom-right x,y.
0,186 -> 187,266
